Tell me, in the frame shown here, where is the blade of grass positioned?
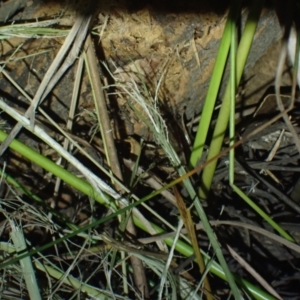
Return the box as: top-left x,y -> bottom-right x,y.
174,187 -> 213,300
85,35 -> 150,296
158,218 -> 183,300
0,133 -> 276,300
185,0 -> 291,245
0,104 -> 293,220
2,66 -> 179,245
0,127 -> 113,206
227,245 -> 283,300
199,0 -> 264,200
10,221 -> 42,300
127,138 -> 144,188
189,1 -> 241,169
0,10 -> 93,155
0,124 -> 282,299
0,20 -> 66,39
227,2 -> 294,242
104,61 -> 244,298
276,38 -> 300,154
138,219 -> 300,254
49,47 -> 85,217
104,67 -> 243,297
136,220 -> 276,300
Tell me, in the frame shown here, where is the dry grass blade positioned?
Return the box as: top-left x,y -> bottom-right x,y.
0,20 -> 63,38
158,219 -> 183,300
259,127 -> 285,185
174,187 -> 213,300
0,99 -> 117,203
240,158 -> 300,215
50,48 -> 85,213
103,62 -> 241,298
9,220 -> 42,300
275,27 -> 300,155
0,10 -> 93,156
85,35 -> 150,297
1,69 -> 174,254
139,220 -> 300,255
34,260 -> 125,299
85,35 -> 122,184
227,245 -> 282,300
1,2 -> 298,298
123,158 -> 177,207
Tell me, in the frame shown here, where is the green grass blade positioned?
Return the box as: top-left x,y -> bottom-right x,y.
0,129 -> 111,206
199,0 -> 264,199
227,1 -> 294,242
189,1 -> 241,169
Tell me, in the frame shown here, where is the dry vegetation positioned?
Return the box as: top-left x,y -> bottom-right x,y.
0,0 -> 299,299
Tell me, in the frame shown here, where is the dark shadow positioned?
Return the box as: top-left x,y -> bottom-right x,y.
1,0 -> 282,25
